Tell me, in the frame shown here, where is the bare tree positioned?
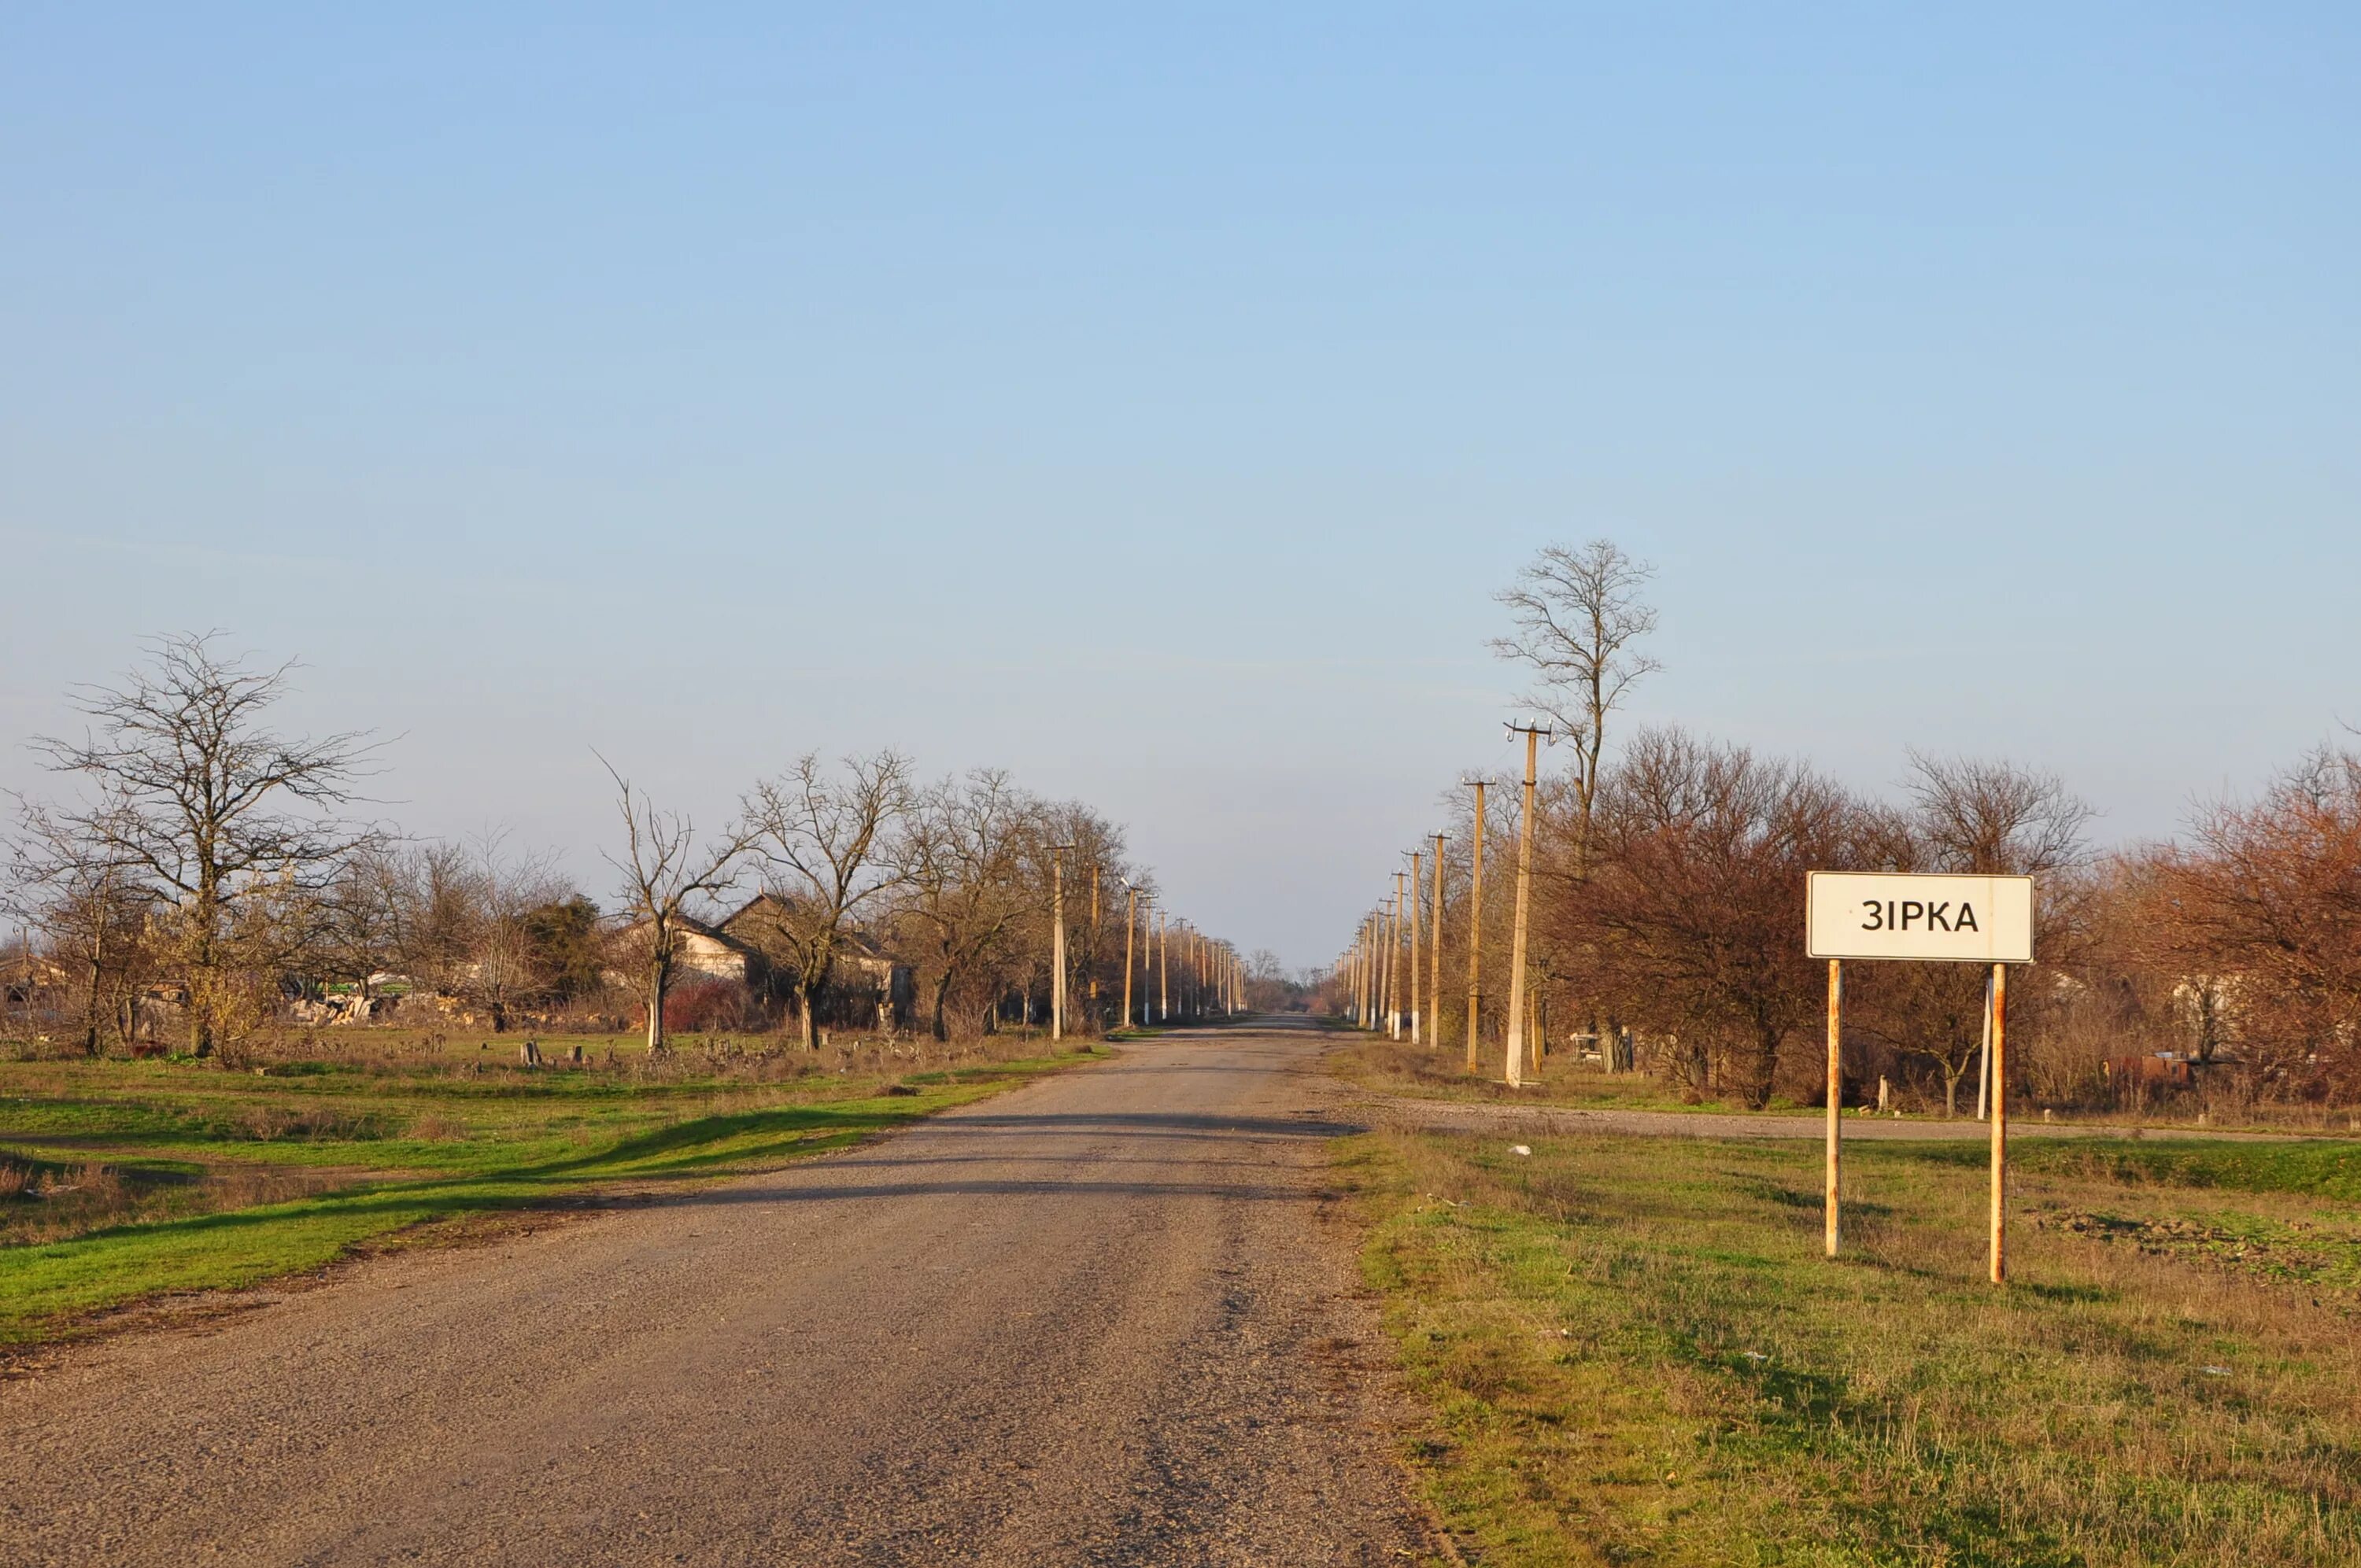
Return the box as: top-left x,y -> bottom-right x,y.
896,770 -> 1032,1040
27,633 -> 383,1056
599,757 -> 755,1053
311,843 -> 417,1014
455,829 -> 568,1032
1904,751 -> 2094,878
741,751 -> 914,1046
1491,540 -> 1662,876
2150,747 -> 2361,1095
1558,728 -> 1864,1108
1884,753 -> 2093,1114
5,791 -> 158,1053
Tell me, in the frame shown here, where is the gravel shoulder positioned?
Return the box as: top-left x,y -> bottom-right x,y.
0,1024 -> 1439,1566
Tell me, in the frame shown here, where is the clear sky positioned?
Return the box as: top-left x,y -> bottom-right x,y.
3,5 -> 2355,969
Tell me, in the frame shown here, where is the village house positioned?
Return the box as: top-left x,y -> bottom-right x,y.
606,895 -> 915,1032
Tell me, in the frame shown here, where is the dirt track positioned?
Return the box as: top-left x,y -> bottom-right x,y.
0,1024 -> 1437,1566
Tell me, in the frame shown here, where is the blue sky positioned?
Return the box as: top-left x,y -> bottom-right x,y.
2,5 -> 2355,967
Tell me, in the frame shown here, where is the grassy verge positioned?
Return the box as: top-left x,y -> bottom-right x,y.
0,1042 -> 1098,1345
1340,1127 -> 2361,1566
1333,1035 -> 1795,1114
1330,1032 -> 2361,1136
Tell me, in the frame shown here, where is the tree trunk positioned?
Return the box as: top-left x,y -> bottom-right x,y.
930,974 -> 951,1042
1741,1023 -> 1782,1109
83,946 -> 104,1057
190,887 -> 220,1058
798,981 -> 821,1048
645,951 -> 668,1053
1943,1066 -> 1963,1118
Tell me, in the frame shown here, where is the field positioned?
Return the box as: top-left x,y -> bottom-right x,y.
0,1028 -> 1095,1348
1341,1126 -> 2361,1566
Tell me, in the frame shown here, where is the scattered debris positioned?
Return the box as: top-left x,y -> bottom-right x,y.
2030,1209 -> 2343,1286
1509,1145 -> 1532,1157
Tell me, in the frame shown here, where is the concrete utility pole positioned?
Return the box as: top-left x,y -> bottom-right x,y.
1430,831 -> 1447,1053
1406,849 -> 1424,1046
1181,929 -> 1193,1021
1360,921 -> 1379,1029
1359,916 -> 1375,1028
1345,928 -> 1357,1024
1387,874 -> 1405,1039
1503,725 -> 1553,1088
1122,886 -> 1139,1031
1051,845 -> 1072,1043
1089,864 -> 1102,1014
1158,909 -> 1169,1024
1349,921 -> 1363,1025
1461,780 -> 1488,1074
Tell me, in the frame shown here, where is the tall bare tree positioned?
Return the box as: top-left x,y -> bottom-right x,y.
599,757 -> 755,1053
742,751 -> 914,1046
1491,540 -> 1661,876
27,633 -> 383,1055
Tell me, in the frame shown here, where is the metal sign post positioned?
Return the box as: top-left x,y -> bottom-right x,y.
1990,961 -> 2008,1283
1824,957 -> 1842,1257
1808,871 -> 2034,1282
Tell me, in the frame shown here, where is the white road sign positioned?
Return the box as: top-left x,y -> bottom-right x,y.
1806,872 -> 2034,964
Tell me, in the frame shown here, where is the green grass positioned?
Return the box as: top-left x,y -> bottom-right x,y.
1342,1128 -> 2361,1566
2004,1138 -> 2361,1205
0,1042 -> 1098,1344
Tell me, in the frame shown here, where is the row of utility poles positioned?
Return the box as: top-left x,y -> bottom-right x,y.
1046,847 -> 1245,1042
1333,722 -> 1553,1083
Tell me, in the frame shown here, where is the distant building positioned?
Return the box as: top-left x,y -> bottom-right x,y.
605,895 -> 915,1031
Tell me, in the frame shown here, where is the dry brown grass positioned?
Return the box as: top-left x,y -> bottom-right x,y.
0,1154 -> 374,1248
1335,1031 -> 2361,1135
1345,1127 -> 2361,1566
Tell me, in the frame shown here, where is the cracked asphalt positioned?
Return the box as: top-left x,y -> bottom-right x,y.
0,1021 -> 1439,1566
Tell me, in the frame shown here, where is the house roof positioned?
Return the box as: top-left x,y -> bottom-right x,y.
717,892 -> 901,964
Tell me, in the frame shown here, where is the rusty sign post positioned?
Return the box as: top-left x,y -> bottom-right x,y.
1990,961 -> 2009,1282
1824,956 -> 1842,1256
1808,871 -> 2034,1282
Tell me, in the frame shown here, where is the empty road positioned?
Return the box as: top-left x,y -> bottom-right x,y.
0,1024 -> 1437,1566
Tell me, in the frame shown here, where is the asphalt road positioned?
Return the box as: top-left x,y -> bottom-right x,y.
0,1024 -> 1438,1566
